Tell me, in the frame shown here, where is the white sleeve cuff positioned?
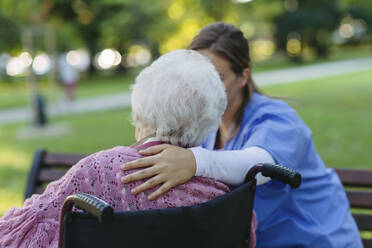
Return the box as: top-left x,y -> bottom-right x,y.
190,146 -> 274,185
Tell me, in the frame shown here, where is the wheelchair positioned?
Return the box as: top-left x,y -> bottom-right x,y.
58,163 -> 301,248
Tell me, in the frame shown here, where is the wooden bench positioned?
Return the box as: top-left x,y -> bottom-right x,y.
24,149 -> 86,199
26,149 -> 372,247
334,168 -> 372,247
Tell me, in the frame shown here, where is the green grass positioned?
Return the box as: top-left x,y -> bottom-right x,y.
0,69 -> 371,216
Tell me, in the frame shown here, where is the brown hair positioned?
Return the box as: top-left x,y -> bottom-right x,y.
188,22 -> 261,136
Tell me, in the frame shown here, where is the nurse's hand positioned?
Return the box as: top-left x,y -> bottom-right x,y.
121,144 -> 196,200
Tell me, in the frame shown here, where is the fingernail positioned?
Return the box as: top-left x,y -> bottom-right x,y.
121,164 -> 126,169
131,189 -> 137,194
121,176 -> 127,183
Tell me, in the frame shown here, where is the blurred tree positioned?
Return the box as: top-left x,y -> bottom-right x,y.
274,0 -> 343,60
199,0 -> 233,20
334,0 -> 372,45
2,0 -> 370,71
158,0 -> 246,54
234,0 -> 284,40
47,0 -> 175,71
98,0 -> 174,58
0,0 -> 175,71
0,14 -> 20,53
346,5 -> 372,36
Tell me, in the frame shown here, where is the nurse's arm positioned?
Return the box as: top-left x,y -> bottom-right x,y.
191,146 -> 273,185
121,144 -> 273,199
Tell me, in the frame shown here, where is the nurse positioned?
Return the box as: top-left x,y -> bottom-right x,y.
121,22 -> 362,247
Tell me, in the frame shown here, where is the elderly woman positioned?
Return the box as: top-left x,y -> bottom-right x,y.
0,50 -> 257,248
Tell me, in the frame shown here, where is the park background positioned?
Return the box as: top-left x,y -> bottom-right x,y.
0,0 -> 372,216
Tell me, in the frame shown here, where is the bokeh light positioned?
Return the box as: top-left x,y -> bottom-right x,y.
339,23 -> 354,39
32,53 -> 52,75
125,45 -> 152,67
251,39 -> 276,61
168,1 -> 185,20
6,57 -> 26,76
286,32 -> 302,57
240,23 -> 255,39
5,52 -> 33,76
333,16 -> 368,44
19,52 -> 33,67
66,49 -> 90,71
286,38 -> 301,56
94,48 -> 121,70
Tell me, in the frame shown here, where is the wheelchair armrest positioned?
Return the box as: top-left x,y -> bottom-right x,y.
62,193 -> 114,222
245,163 -> 301,189
58,193 -> 114,248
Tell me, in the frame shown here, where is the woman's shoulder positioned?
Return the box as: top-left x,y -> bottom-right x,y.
250,93 -> 295,114
74,146 -> 142,168
242,93 -> 312,137
245,93 -> 303,125
93,146 -> 142,161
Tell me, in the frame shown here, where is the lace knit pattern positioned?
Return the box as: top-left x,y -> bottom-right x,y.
0,146 -> 256,247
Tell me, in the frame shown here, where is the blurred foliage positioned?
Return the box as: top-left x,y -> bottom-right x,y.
49,0 -> 174,60
274,0 -> 372,61
0,0 -> 176,60
274,0 -> 342,59
0,0 -> 371,62
0,14 -> 20,53
346,5 -> 372,39
341,0 -> 372,30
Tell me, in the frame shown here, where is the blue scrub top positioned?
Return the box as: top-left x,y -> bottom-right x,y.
202,93 -> 362,247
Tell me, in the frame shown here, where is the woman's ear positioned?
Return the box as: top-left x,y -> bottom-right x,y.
238,68 -> 250,88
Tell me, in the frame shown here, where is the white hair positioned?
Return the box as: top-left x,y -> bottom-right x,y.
131,49 -> 227,147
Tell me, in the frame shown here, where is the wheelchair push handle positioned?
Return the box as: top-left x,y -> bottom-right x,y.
245,163 -> 301,188
58,193 -> 113,248
63,193 -> 113,223
261,163 -> 301,188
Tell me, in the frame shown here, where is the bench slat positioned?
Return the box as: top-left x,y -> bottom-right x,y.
363,239 -> 372,248
43,153 -> 85,167
335,168 -> 372,187
39,169 -> 68,182
353,214 -> 372,231
346,191 -> 372,209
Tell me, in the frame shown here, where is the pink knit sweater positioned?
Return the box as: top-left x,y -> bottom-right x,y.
0,145 -> 257,247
